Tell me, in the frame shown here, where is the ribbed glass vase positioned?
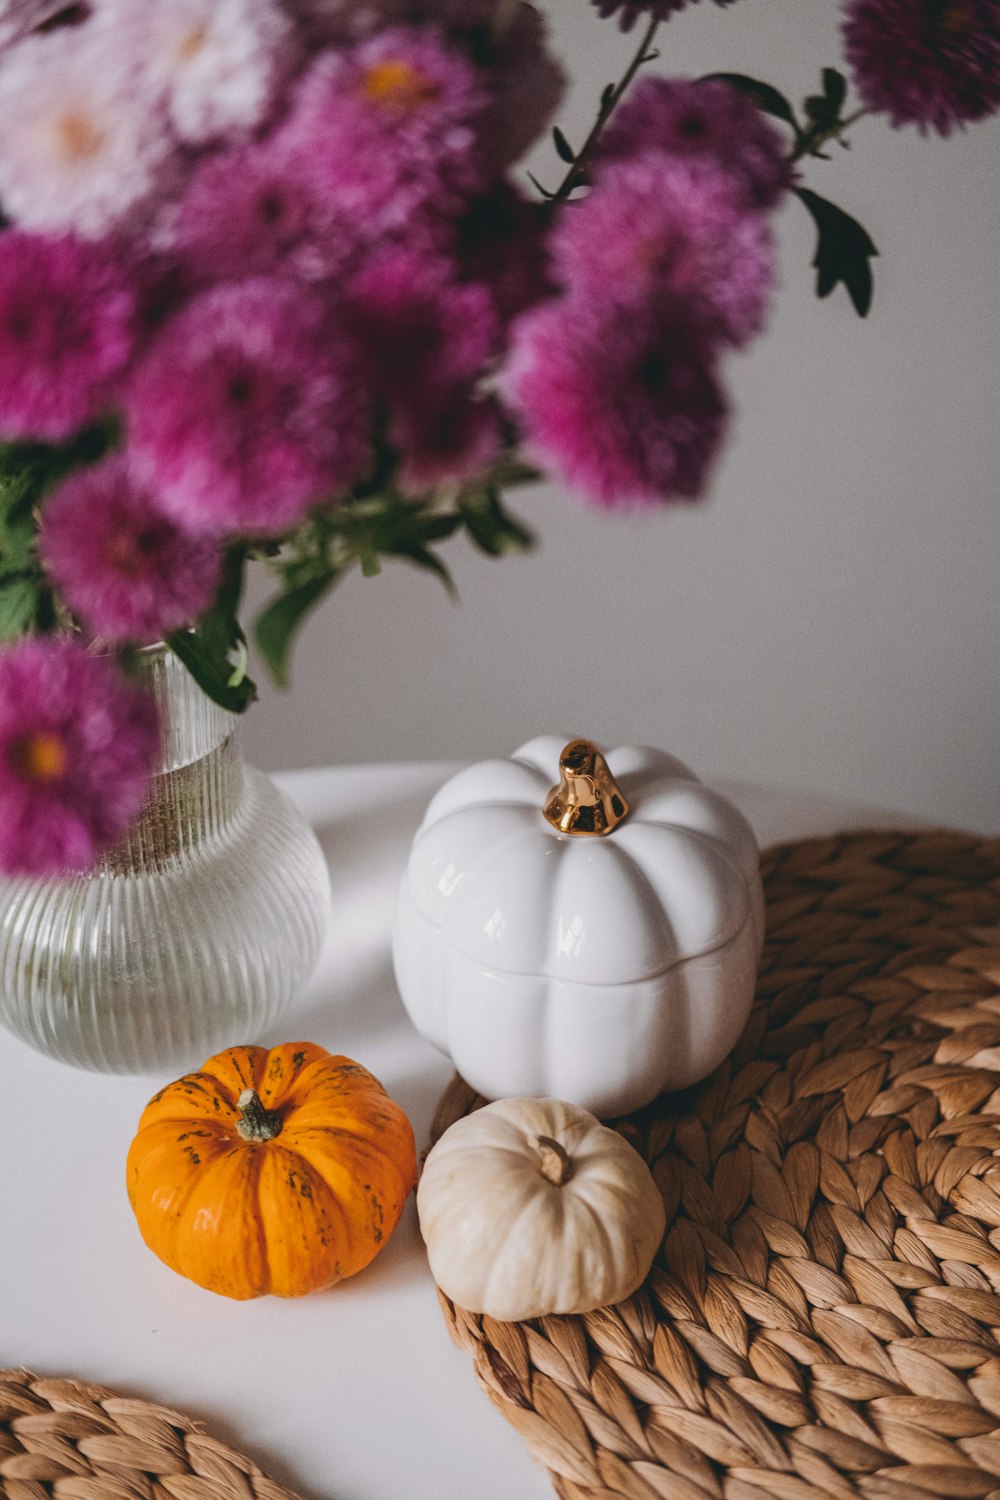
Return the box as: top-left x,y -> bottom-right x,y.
0,648 -> 330,1073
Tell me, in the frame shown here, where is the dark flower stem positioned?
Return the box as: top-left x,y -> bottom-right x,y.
792,105 -> 871,162
552,15 -> 662,202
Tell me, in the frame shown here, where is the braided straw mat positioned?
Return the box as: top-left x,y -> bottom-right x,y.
0,1370 -> 302,1500
429,830 -> 1000,1500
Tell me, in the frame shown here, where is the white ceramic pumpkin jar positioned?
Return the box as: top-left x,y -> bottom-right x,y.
392,736 -> 764,1117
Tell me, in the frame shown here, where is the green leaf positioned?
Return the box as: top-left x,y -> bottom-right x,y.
795,186 -> 879,317
703,73 -> 798,129
166,628 -> 258,714
200,546 -> 247,664
386,542 -> 457,597
552,127 -> 576,164
167,548 -> 257,713
254,571 -> 337,689
460,489 -> 536,558
0,576 -> 39,640
823,67 -> 847,116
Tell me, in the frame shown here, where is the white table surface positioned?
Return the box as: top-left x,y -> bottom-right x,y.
1,762 -> 930,1500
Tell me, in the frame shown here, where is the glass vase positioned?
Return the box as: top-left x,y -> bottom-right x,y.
0,648 -> 330,1073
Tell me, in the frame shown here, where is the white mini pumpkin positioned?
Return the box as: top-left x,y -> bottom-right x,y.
418,1096 -> 666,1321
393,736 -> 764,1118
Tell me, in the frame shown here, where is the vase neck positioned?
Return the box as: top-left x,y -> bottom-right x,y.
144,648 -> 238,773
97,650 -> 244,874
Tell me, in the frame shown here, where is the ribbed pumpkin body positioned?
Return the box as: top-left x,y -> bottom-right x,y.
127,1043 -> 417,1299
394,736 -> 764,1117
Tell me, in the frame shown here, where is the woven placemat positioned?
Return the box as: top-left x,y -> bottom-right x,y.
0,1369 -> 303,1500
430,829 -> 1000,1500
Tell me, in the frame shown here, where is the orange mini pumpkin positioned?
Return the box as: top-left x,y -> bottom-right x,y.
127,1042 -> 417,1300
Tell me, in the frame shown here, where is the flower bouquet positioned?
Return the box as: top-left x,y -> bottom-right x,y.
0,0 -> 996,876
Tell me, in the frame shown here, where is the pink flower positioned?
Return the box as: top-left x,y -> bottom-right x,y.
348,249 -> 501,489
126,278 -> 370,537
40,456 -> 223,645
0,636 -> 159,876
601,77 -> 793,210
553,156 -> 776,346
502,298 -> 728,508
0,231 -> 136,441
843,0 -> 1000,135
281,0 -> 413,47
279,26 -> 491,236
165,133 -> 354,285
456,183 -> 554,325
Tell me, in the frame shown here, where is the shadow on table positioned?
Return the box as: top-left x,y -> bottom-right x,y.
289,778 -> 436,1044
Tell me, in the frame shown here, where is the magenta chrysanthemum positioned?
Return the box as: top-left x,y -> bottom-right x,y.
279,26 -> 491,236
503,299 -> 728,508
166,134 -> 354,285
843,0 -> 1000,135
41,456 -> 223,645
0,232 -> 136,442
0,637 -> 159,876
591,0 -> 737,30
349,249 -> 501,489
601,77 -> 793,209
126,278 -> 370,537
553,156 -> 776,346
282,0 -> 413,47
456,184 -> 553,325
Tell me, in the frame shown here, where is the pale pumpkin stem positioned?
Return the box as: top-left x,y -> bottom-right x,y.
537,1136 -> 574,1186
236,1088 -> 283,1143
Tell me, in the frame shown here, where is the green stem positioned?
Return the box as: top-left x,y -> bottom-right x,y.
552,15 -> 662,203
792,105 -> 871,163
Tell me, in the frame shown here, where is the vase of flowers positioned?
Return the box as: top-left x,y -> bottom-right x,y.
0,644 -> 329,1072
0,0 -> 994,1068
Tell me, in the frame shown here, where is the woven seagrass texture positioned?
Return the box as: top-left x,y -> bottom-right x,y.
0,1370 -> 303,1500
430,830 -> 1000,1500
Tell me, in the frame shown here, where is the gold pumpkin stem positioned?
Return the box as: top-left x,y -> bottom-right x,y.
543,739 -> 630,837
537,1136 -> 575,1187
236,1089 -> 283,1143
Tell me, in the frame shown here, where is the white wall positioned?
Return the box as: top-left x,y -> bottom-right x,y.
244,0 -> 1000,833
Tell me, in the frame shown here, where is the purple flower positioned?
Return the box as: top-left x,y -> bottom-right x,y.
0,637 -> 160,876
601,77 -> 793,210
591,0 -> 737,30
279,26 -> 491,236
502,298 -> 728,508
281,0 -> 413,47
456,183 -> 554,326
0,231 -> 136,442
553,156 -> 776,346
348,249 -> 501,489
41,456 -> 223,645
126,278 -> 370,537
843,0 -> 1000,135
166,133 -> 354,285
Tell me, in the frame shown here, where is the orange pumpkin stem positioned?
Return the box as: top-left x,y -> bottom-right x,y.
236,1088 -> 283,1143
537,1136 -> 575,1187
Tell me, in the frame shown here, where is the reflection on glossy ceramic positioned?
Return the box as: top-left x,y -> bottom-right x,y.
393,736 -> 764,1117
